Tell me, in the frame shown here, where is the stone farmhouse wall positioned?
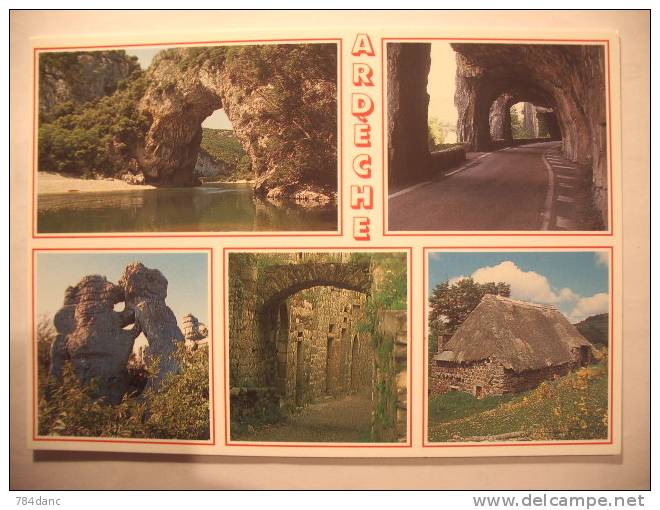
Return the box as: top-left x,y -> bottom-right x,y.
431,358 -> 576,398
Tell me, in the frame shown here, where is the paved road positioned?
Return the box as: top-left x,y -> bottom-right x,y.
235,392 -> 373,443
389,142 -> 560,231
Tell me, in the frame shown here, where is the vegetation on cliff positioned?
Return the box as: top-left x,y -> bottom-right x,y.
39,50 -> 141,125
38,71 -> 150,177
198,128 -> 252,181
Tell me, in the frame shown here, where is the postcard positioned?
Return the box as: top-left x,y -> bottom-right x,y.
12,20 -> 627,458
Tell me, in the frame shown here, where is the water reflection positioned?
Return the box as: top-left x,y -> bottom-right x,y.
38,183 -> 337,233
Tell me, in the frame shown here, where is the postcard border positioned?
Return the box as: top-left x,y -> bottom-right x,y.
222,246 -> 414,449
421,245 -> 615,448
381,37 -> 615,237
31,247 -> 216,447
31,38 -> 344,239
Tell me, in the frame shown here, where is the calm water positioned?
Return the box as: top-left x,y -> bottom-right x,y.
38,183 -> 337,233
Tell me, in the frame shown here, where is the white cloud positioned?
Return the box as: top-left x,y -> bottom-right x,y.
595,251 -> 610,267
569,292 -> 609,322
429,252 -> 443,262
470,261 -> 578,304
447,275 -> 468,286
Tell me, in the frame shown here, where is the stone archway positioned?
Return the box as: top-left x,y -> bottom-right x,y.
258,261 -> 372,312
137,44 -> 338,201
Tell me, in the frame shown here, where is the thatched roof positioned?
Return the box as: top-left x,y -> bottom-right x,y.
434,295 -> 593,372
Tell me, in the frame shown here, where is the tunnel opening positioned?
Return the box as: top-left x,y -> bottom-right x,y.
194,108 -> 253,184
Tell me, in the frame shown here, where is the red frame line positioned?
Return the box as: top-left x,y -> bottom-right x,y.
222,246 -> 413,448
31,247 -> 216,447
380,37 -> 614,237
31,38 -> 344,239
421,246 -> 615,448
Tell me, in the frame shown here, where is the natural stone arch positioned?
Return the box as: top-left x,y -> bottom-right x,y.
137,44 -> 338,201
258,262 -> 372,312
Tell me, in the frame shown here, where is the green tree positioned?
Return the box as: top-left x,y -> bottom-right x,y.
428,278 -> 510,354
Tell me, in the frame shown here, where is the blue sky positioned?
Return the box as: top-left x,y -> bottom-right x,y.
36,252 -> 209,326
125,47 -> 232,130
428,251 -> 610,322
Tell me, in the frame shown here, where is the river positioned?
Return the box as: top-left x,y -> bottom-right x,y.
37,183 -> 337,234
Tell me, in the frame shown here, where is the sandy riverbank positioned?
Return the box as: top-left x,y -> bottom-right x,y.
38,172 -> 157,195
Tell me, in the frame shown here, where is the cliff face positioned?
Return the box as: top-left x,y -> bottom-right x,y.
39,50 -> 141,123
138,45 -> 338,201
452,43 -> 608,222
194,148 -> 230,181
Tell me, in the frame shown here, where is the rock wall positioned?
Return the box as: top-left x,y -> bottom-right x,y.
489,94 -> 514,142
194,148 -> 229,182
39,50 -> 141,123
452,43 -> 608,224
386,43 -> 433,186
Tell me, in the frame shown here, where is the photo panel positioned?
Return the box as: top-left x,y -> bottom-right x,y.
32,249 -> 213,444
385,39 -> 612,234
35,41 -> 341,235
424,248 -> 613,446
224,249 -> 411,446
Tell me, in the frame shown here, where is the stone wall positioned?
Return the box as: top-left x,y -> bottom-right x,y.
373,310 -> 408,442
228,253 -> 276,389
284,287 -> 371,408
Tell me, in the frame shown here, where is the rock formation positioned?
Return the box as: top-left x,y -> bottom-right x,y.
48,263 -> 190,403
39,50 -> 141,124
119,263 -> 185,390
50,275 -> 141,404
182,313 -> 209,348
452,43 -> 607,223
38,44 -> 338,202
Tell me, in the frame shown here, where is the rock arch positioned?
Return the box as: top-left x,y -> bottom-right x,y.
258,262 -> 372,312
137,44 -> 338,201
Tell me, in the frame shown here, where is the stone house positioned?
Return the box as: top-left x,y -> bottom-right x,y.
430,295 -> 595,399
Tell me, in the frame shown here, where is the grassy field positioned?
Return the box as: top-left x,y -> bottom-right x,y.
428,363 -> 609,442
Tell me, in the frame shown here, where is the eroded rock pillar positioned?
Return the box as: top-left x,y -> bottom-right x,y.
55,275 -> 140,404
120,262 -> 184,390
